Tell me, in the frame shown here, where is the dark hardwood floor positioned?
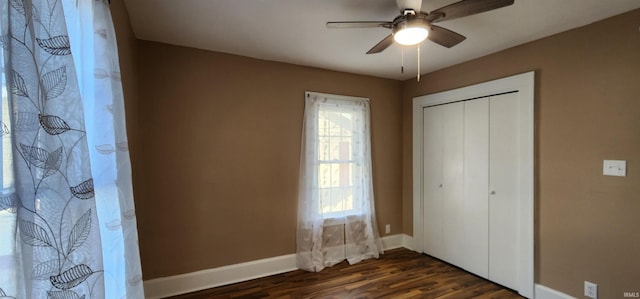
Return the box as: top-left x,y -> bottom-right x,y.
169,248 -> 525,299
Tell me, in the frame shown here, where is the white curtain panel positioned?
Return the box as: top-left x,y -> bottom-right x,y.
296,92 -> 383,272
0,0 -> 144,298
65,1 -> 145,298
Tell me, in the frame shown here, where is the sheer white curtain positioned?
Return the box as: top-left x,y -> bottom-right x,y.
65,1 -> 144,297
296,92 -> 383,272
0,0 -> 144,298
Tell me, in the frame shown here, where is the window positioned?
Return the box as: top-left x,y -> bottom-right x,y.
0,49 -> 17,294
317,105 -> 361,216
299,92 -> 372,219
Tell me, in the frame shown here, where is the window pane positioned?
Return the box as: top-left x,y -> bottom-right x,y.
318,163 -> 330,188
1,59 -> 12,190
318,136 -> 329,161
317,103 -> 363,217
0,43 -> 18,296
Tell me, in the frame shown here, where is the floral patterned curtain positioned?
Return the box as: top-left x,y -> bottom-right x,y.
0,0 -> 144,298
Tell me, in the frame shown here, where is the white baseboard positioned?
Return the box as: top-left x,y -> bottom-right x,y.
144,253 -> 297,299
144,234 -> 412,298
402,234 -> 415,250
535,284 -> 576,299
380,233 -> 403,250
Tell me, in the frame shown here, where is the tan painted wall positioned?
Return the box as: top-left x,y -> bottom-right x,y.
401,9 -> 640,298
134,41 -> 403,279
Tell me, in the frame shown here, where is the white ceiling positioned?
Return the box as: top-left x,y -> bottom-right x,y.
123,0 -> 640,80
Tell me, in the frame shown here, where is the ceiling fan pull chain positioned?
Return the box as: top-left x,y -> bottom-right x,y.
417,45 -> 421,82
401,47 -> 405,74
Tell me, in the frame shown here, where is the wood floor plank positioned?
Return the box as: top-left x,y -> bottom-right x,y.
168,248 -> 525,299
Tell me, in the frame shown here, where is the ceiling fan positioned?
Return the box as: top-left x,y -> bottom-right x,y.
327,0 -> 515,54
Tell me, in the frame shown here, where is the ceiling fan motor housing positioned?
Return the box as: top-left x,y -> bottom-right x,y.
392,12 -> 431,45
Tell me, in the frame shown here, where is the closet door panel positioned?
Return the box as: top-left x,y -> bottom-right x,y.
422,106 -> 443,258
463,98 -> 489,278
440,102 -> 464,265
489,93 -> 520,290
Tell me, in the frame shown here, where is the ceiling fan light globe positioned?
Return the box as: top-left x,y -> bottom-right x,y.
393,27 -> 429,45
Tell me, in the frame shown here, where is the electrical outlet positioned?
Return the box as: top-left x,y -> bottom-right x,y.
585,281 -> 597,299
603,160 -> 626,176
385,224 -> 390,234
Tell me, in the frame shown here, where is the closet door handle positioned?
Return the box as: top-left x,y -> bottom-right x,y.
439,184 -> 443,188
490,190 -> 496,195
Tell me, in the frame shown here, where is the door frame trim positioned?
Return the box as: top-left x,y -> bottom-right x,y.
411,71 -> 534,298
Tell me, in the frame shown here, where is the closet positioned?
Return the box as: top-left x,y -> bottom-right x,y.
412,72 -> 534,298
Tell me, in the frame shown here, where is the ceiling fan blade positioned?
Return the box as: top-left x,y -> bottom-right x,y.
396,0 -> 422,12
428,25 -> 466,48
326,21 -> 392,29
366,34 -> 394,54
428,0 -> 514,23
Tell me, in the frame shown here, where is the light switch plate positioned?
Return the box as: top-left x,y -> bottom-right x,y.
603,160 -> 626,176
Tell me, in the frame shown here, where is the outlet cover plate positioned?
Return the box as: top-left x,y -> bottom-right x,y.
585,281 -> 597,299
603,160 -> 626,176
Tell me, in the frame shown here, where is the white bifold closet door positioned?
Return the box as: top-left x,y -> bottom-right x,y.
488,93 -> 520,289
422,103 -> 444,259
422,102 -> 464,266
422,92 -> 521,291
462,98 -> 489,278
